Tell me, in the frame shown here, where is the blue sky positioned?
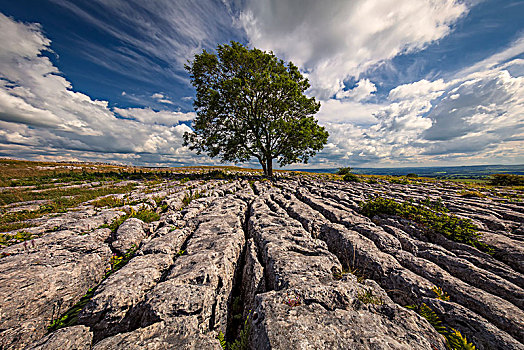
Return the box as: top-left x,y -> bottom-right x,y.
0,0 -> 522,168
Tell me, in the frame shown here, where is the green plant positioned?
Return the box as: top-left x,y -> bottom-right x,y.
337,167 -> 352,175
343,173 -> 361,182
217,314 -> 250,350
47,288 -> 96,332
458,190 -> 486,198
489,174 -> 524,186
182,190 -> 202,207
176,249 -> 186,257
0,231 -> 35,246
406,173 -> 418,178
357,289 -> 384,305
406,303 -> 476,350
359,197 -> 491,253
91,196 -> 124,208
433,286 -> 450,301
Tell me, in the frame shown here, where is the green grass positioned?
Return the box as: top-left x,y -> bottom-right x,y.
357,289 -> 384,305
0,184 -> 136,233
360,197 -> 491,253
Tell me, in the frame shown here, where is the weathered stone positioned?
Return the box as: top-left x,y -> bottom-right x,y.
25,325 -> 93,350
78,253 -> 174,341
0,231 -> 111,349
111,218 -> 146,255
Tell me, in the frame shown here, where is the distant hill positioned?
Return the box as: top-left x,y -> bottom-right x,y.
295,164 -> 524,178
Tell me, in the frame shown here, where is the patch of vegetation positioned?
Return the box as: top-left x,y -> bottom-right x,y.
217,314 -> 250,350
91,196 -> 125,208
406,303 -> 476,350
0,231 -> 37,246
406,173 -> 418,178
360,197 -> 491,253
357,289 -> 384,305
100,208 -> 160,234
336,167 -> 352,175
387,176 -> 410,185
343,173 -> 361,182
432,286 -> 450,301
0,184 -> 136,232
489,174 -> 524,186
182,189 -> 202,207
458,190 -> 486,199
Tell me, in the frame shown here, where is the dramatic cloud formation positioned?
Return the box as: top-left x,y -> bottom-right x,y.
240,0 -> 468,98
0,0 -> 522,168
0,13 -> 198,165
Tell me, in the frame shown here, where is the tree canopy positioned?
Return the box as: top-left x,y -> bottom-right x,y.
184,41 -> 328,177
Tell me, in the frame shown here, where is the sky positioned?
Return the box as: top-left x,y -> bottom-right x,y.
0,0 -> 523,169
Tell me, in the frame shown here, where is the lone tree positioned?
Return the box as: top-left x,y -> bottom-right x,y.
184,41 -> 328,177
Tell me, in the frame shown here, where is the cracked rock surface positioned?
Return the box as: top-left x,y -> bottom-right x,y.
1,176 -> 523,350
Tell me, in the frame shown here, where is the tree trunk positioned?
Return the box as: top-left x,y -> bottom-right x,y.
266,158 -> 273,178
261,160 -> 267,177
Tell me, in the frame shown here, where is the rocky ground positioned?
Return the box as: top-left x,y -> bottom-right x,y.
0,173 -> 523,349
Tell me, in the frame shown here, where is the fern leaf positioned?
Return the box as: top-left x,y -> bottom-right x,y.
446,328 -> 476,350
217,331 -> 227,350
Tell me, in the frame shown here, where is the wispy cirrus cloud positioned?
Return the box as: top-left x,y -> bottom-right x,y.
0,13 -> 199,165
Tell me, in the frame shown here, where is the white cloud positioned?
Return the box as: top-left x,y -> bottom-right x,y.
335,79 -> 377,101
240,0 -> 468,98
316,63 -> 524,167
151,92 -> 174,105
0,13 -> 199,165
114,107 -> 194,126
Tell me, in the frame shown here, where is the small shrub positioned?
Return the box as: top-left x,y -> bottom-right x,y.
357,289 -> 384,305
91,196 -> 124,208
406,303 -> 476,349
489,174 -> 524,186
337,167 -> 352,175
406,173 -> 418,178
131,209 -> 160,223
217,314 -> 250,350
343,173 -> 360,182
432,286 -> 450,301
360,197 -> 490,252
459,190 -> 486,198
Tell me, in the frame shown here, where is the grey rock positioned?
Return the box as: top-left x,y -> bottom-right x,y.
25,325 -> 92,350
111,218 -> 146,255
0,231 -> 111,349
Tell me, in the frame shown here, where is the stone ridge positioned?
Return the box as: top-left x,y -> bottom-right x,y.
0,177 -> 522,349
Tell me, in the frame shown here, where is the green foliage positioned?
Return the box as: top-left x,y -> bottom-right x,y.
184,41 -> 328,177
131,209 -> 160,223
357,289 -> 384,305
217,331 -> 227,350
359,197 -> 491,252
446,328 -> 477,350
182,190 -> 201,207
336,167 -> 352,175
406,303 -> 476,350
406,173 -> 418,178
432,286 -> 450,301
216,315 -> 250,350
459,190 -> 486,198
406,303 -> 447,334
489,174 -> 524,186
47,287 -> 96,332
343,173 -> 361,182
0,231 -> 36,246
91,196 -> 125,208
